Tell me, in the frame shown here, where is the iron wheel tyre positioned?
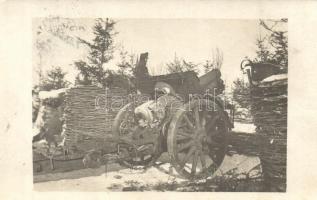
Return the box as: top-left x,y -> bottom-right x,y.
167,99 -> 228,180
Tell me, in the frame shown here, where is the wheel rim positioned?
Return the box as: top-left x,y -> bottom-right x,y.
112,103 -> 158,168
167,100 -> 227,179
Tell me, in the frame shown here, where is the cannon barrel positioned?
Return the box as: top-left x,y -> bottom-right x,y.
134,52 -> 224,96
198,69 -> 223,93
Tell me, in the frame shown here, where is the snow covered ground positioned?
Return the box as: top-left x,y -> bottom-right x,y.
33,122 -> 260,191
34,153 -> 260,192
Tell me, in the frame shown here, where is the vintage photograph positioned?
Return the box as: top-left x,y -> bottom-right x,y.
32,18 -> 287,192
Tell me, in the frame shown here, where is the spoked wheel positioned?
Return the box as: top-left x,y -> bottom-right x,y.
112,103 -> 160,169
167,99 -> 228,180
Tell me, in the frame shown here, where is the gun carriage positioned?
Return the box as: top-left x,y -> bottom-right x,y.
112,54 -> 233,180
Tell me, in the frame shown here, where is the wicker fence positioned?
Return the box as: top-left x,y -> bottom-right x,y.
251,75 -> 287,191
62,85 -> 128,152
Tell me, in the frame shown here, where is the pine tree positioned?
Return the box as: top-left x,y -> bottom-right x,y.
254,37 -> 271,63
117,47 -> 137,77
203,48 -> 223,73
254,19 -> 288,69
166,54 -> 199,74
203,60 -> 213,74
232,77 -> 253,122
75,18 -> 117,87
269,30 -> 288,67
40,66 -> 69,91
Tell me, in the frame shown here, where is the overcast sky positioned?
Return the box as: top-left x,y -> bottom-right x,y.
116,19 -> 260,87
33,18 -> 262,89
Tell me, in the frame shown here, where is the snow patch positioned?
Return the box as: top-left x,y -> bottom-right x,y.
39,88 -> 67,100
232,122 -> 256,134
261,74 -> 287,83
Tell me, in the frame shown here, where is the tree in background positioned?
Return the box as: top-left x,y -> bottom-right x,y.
75,18 -> 117,87
203,60 -> 213,74
35,17 -> 86,86
166,54 -> 199,74
231,19 -> 288,122
255,37 -> 271,64
203,48 -> 223,73
117,46 -> 137,77
254,19 -> 288,69
231,78 -> 253,122
39,66 -> 70,91
112,47 -> 138,90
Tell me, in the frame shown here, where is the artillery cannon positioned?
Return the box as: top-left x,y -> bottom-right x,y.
112,53 -> 233,180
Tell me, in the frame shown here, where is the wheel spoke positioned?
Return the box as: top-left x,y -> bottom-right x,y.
194,107 -> 200,128
201,110 -> 207,128
177,140 -> 194,153
183,114 -> 195,130
177,132 -> 193,139
180,146 -> 195,168
191,150 -> 199,175
167,101 -> 227,179
199,151 -> 207,171
176,135 -> 191,141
